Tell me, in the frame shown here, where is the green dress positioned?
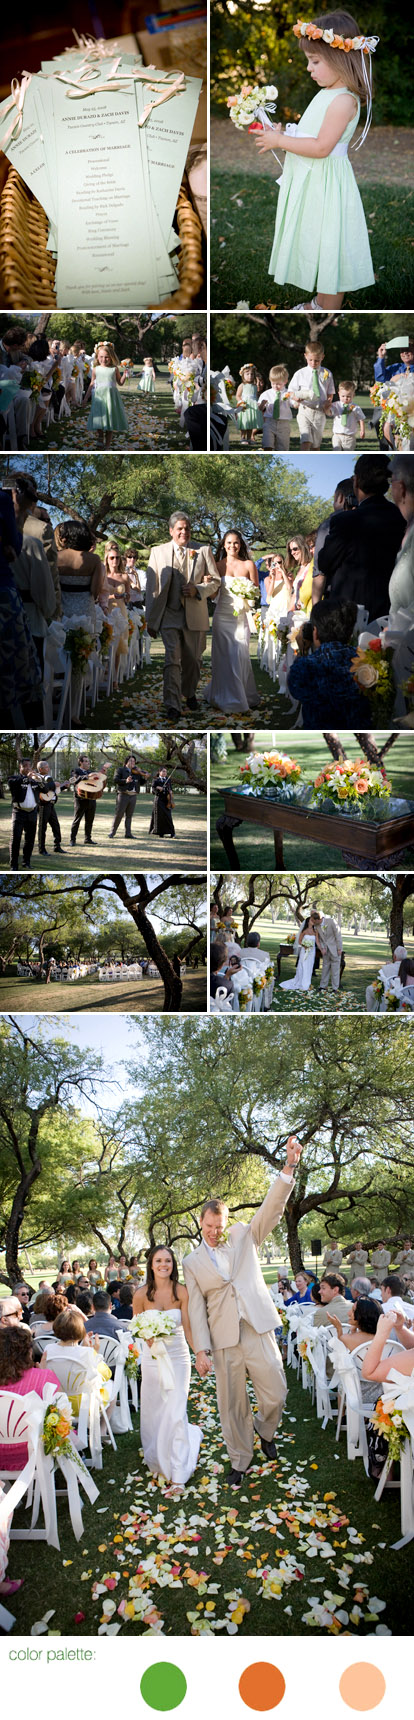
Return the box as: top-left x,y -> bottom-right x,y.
269,87 -> 375,295
87,366 -> 128,432
238,382 -> 263,432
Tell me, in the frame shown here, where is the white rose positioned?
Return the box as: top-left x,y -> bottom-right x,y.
323,29 -> 335,43
265,85 -> 278,99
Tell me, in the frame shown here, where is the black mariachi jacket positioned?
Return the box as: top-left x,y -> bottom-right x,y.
114,766 -> 147,793
8,773 -> 41,809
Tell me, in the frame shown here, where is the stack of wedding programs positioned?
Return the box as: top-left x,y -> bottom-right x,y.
0,34 -> 202,308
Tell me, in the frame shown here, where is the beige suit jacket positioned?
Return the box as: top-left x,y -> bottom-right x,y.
319,916 -> 342,957
145,541 -> 220,634
313,1294 -> 350,1328
183,1172 -> 294,1351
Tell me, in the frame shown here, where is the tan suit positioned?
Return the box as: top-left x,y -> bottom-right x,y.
313,1294 -> 350,1328
319,915 -> 342,991
145,540 -> 220,712
24,512 -> 61,619
183,1171 -> 294,1471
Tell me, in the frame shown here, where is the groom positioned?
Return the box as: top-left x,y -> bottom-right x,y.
145,511 -> 220,720
313,910 -> 343,991
183,1135 -> 302,1487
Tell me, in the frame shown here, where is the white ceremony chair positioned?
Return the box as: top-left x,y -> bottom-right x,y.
42,1347 -> 115,1469
0,1386 -> 98,1549
98,1335 -> 132,1433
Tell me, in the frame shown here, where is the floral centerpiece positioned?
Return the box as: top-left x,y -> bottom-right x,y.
370,1396 -> 410,1461
227,83 -> 278,130
311,757 -> 392,819
286,932 -> 296,945
239,750 -> 302,802
351,638 -> 395,720
226,575 -> 260,617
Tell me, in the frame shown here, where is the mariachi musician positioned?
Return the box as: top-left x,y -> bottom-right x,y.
109,754 -> 149,841
8,758 -> 42,871
149,766 -> 176,840
37,761 -> 69,856
70,753 -> 108,846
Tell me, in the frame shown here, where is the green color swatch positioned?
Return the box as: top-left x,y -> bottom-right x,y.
140,1663 -> 187,1712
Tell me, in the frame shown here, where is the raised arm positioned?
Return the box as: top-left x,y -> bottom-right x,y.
250,1135 -> 301,1247
360,1311 -> 413,1382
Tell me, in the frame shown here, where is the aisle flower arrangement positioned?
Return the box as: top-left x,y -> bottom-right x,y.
351,639 -> 395,720
64,619 -> 96,675
370,1397 -> 410,1462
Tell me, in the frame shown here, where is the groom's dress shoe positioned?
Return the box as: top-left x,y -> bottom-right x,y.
260,1436 -> 277,1461
228,1468 -> 244,1489
166,707 -> 181,722
186,695 -> 199,711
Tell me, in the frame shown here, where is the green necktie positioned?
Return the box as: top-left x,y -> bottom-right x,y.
272,391 -> 280,421
312,370 -> 320,398
340,406 -> 349,428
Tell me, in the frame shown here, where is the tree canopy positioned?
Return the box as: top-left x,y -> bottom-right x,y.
211,1 -> 413,127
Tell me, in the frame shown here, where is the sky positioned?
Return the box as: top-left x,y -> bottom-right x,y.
279,452 -> 355,501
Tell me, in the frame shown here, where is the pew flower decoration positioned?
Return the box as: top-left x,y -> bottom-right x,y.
371,374 -> 414,445
100,620 -> 113,659
239,986 -> 253,1011
265,963 -> 275,982
370,1397 -> 410,1460
253,973 -> 266,996
138,614 -> 147,636
23,368 -> 44,398
351,639 -> 395,717
124,1342 -> 141,1381
227,83 -> 278,129
226,575 -> 260,617
312,758 -> 392,808
372,978 -> 384,1002
240,751 -> 302,791
385,990 -> 400,1012
64,619 -> 96,674
43,1403 -> 76,1463
51,364 -> 62,387
298,1338 -> 313,1376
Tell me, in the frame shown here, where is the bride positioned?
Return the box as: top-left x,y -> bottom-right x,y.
133,1244 -> 202,1487
280,912 -> 323,994
205,528 -> 260,712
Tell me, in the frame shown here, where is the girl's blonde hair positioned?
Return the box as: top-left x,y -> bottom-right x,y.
96,341 -> 119,366
239,362 -> 257,381
299,11 -> 369,101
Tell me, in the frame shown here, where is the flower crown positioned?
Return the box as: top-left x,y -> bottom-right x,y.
292,22 -> 379,54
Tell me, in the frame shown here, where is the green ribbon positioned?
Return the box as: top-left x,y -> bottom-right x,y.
272,391 -> 280,421
340,407 -> 349,428
312,370 -> 320,398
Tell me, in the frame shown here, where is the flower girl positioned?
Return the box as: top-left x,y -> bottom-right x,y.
84,342 -> 128,447
255,12 -> 377,309
139,357 -> 156,394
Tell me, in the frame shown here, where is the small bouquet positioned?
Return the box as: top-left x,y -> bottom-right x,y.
22,367 -> 44,397
124,1342 -> 141,1381
385,989 -> 400,1011
43,1402 -> 75,1463
239,986 -> 253,1012
370,1397 -> 410,1461
227,82 -> 278,130
265,963 -> 275,983
100,620 -> 113,659
372,977 -> 384,1002
253,973 -> 266,996
302,936 -> 314,950
351,639 -> 395,719
51,364 -> 62,388
312,758 -> 392,811
64,620 -> 96,675
226,575 -> 260,617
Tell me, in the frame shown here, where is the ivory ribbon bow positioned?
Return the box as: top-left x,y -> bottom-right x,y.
150,1338 -> 175,1397
0,1384 -> 99,1548
0,73 -> 31,152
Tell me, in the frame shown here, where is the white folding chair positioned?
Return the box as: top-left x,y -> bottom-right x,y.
0,1386 -> 98,1549
42,1347 -> 115,1469
98,1335 -> 132,1434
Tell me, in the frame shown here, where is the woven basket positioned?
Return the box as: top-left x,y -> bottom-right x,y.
0,159 -> 204,310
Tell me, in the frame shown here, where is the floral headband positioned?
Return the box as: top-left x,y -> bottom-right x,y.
292,23 -> 379,54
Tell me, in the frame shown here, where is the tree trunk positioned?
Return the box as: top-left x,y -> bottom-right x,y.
134,904 -> 183,1010
355,732 -> 399,767
231,732 -> 255,752
284,1204 -> 304,1273
34,314 -> 51,335
5,1159 -> 42,1282
323,732 -> 346,761
389,877 -> 414,950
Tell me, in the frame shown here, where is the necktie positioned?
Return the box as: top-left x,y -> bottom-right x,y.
272,391 -> 280,421
340,406 -> 349,428
312,370 -> 320,398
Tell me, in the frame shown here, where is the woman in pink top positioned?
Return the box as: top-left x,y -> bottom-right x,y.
0,1323 -> 62,1597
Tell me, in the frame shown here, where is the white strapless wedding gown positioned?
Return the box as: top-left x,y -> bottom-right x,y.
280,935 -> 316,992
205,575 -> 259,711
139,1308 -> 202,1485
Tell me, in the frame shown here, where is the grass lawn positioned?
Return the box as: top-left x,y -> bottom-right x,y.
0,970 -> 207,1014
211,175 -> 414,311
36,368 -> 192,452
210,733 -> 414,870
225,392 -> 377,452
0,791 -> 207,873
5,1364 -> 409,1638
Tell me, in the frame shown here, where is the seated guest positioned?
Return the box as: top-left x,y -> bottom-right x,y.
388,454 -> 414,619
317,455 -> 405,621
210,941 -> 233,1000
361,1309 -> 414,1384
0,1297 -> 24,1328
350,1276 -> 373,1303
111,1283 -> 134,1321
12,1283 -> 31,1325
285,1271 -> 312,1306
44,1309 -> 112,1416
30,1291 -> 67,1335
76,1292 -> 94,1319
85,1290 -> 120,1339
0,1324 -> 62,1471
366,946 -> 407,1012
288,601 -> 369,728
327,1296 -> 382,1400
312,1274 -> 351,1328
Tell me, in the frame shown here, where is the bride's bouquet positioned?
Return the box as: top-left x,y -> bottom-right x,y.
131,1309 -> 177,1396
226,575 -> 260,617
239,750 -> 302,801
302,936 -> 314,950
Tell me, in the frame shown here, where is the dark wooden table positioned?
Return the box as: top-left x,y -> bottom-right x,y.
216,789 -> 414,871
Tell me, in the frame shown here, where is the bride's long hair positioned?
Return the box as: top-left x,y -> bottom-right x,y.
217,528 -> 250,562
145,1243 -> 180,1302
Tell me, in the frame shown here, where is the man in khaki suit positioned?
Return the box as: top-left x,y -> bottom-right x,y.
316,911 -> 343,991
145,510 -> 220,719
313,1274 -> 351,1328
183,1135 -> 302,1488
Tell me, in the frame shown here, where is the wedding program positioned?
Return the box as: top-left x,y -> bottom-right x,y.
0,0 -> 413,1712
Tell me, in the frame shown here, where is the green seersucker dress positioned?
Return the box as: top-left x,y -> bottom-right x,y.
268,86 -> 375,295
